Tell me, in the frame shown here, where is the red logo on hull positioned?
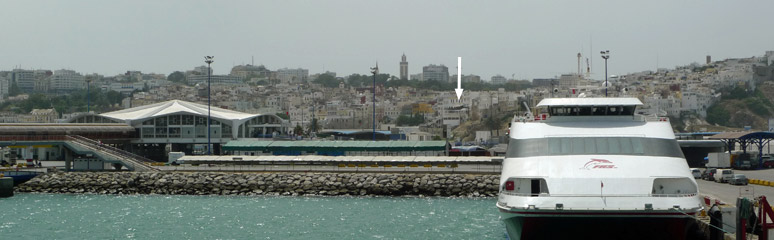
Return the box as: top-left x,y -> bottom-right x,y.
581,158 -> 617,170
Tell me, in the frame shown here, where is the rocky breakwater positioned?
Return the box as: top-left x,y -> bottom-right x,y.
17,172 -> 499,197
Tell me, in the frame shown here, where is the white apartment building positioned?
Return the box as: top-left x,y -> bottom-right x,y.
104,82 -> 143,94
491,75 -> 506,85
193,66 -> 212,75
680,90 -> 714,118
642,94 -> 681,117
410,73 -> 422,81
277,68 -> 309,84
422,65 -> 449,83
49,69 -> 85,93
9,69 -> 36,92
463,74 -> 482,83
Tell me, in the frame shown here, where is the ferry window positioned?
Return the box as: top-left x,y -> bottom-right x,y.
619,138 -> 633,153
560,138 -> 571,153
571,138 -> 585,154
621,106 -> 635,115
608,140 -> 621,154
630,138 -> 644,154
595,138 -> 609,153
571,107 -> 580,115
548,138 -> 562,154
608,107 -> 619,115
578,107 -> 592,115
585,139 -> 597,153
506,137 -> 684,158
592,107 -> 606,115
550,107 -> 571,116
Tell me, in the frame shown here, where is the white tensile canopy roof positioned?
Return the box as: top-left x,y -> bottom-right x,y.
537,98 -> 643,107
100,100 -> 262,122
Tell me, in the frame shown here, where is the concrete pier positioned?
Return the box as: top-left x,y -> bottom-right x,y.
0,177 -> 13,198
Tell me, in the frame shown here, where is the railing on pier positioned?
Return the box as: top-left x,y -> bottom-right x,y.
65,135 -> 157,172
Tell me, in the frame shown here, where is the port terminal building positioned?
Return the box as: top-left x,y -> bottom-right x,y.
64,99 -> 291,160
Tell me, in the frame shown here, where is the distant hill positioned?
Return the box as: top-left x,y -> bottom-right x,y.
703,82 -> 774,131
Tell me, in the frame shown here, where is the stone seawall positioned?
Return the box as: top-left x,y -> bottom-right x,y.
17,172 -> 499,197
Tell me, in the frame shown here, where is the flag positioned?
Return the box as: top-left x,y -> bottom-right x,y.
601,181 -> 604,188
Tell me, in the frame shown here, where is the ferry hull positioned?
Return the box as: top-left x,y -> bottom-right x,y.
500,210 -> 701,240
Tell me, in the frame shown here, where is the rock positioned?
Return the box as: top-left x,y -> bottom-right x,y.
17,172 -> 500,197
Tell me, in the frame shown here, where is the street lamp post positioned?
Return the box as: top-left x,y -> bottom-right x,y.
205,56 -> 214,155
370,63 -> 378,141
601,50 -> 610,97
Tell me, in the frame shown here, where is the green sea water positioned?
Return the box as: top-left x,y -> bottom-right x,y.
0,194 -> 503,239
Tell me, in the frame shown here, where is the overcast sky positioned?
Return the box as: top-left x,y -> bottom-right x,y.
2,0 -> 772,81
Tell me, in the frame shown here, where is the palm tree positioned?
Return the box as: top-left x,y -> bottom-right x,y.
294,124 -> 304,136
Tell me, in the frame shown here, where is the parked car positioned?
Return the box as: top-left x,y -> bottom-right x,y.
728,174 -> 749,185
715,169 -> 734,183
764,156 -> 774,168
702,168 -> 717,181
690,168 -> 701,179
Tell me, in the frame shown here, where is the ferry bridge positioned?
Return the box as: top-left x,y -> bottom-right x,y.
0,123 -> 156,172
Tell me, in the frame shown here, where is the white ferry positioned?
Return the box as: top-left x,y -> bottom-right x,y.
497,98 -> 703,240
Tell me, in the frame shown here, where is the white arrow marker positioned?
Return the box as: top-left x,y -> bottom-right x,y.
455,57 -> 463,100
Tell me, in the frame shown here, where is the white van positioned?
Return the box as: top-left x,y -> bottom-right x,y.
714,169 -> 734,183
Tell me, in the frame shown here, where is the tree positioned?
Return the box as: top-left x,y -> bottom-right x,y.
307,118 -> 322,134
705,103 -> 730,126
167,71 -> 186,83
346,73 -> 390,87
313,74 -> 340,88
484,107 -> 503,136
106,90 -> 123,106
381,116 -> 392,124
294,124 -> 304,136
396,113 -> 424,126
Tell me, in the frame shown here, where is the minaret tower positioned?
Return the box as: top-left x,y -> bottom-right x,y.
400,53 -> 408,80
